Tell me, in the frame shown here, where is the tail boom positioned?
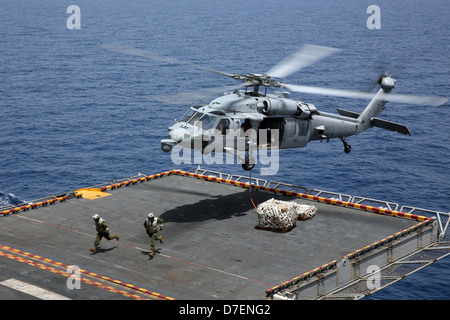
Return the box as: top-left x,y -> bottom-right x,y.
336,75 -> 411,136
355,75 -> 400,134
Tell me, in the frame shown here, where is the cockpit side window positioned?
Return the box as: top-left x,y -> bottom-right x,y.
199,114 -> 218,130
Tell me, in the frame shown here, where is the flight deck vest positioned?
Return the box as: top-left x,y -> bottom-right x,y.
145,218 -> 159,233
95,218 -> 109,233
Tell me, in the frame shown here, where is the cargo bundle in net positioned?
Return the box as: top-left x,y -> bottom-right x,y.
256,198 -> 316,232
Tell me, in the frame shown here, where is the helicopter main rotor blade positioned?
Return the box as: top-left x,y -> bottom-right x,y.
283,84 -> 448,107
267,44 -> 341,79
101,43 -> 235,78
146,83 -> 253,105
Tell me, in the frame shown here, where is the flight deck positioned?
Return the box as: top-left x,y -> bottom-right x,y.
1,168 -> 449,300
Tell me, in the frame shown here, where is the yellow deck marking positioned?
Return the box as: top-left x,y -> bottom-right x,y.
75,188 -> 111,200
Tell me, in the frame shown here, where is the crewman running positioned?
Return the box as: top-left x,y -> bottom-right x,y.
90,214 -> 119,253
144,213 -> 164,257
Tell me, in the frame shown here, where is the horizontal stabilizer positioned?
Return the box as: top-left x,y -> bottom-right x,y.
371,118 -> 411,136
337,108 -> 359,119
337,108 -> 410,135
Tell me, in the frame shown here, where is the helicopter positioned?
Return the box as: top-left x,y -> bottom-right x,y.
102,44 -> 448,172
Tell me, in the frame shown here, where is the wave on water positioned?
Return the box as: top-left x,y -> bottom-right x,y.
0,192 -> 23,208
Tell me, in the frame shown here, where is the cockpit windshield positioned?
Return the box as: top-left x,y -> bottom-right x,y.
180,108 -> 196,123
187,112 -> 203,125
183,110 -> 230,134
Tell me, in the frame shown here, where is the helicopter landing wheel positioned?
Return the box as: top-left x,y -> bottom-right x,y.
242,155 -> 255,171
340,137 -> 351,153
344,144 -> 352,153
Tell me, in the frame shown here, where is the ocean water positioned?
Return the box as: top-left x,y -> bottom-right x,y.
1,0 -> 449,299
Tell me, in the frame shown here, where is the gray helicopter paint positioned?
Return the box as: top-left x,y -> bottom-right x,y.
161,82 -> 397,155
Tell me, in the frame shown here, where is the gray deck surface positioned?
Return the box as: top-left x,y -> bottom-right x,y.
0,174 -> 418,300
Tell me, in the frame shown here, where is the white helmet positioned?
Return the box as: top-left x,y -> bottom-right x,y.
92,214 -> 100,220
147,213 -> 154,219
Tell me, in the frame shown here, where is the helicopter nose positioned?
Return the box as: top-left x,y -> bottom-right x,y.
169,128 -> 190,144
161,128 -> 190,153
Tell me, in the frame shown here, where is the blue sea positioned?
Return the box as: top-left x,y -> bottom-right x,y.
1,0 -> 449,300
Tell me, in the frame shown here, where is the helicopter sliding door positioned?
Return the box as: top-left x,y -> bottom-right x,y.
257,117 -> 309,148
279,118 -> 309,148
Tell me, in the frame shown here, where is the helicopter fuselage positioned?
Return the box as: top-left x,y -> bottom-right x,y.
161,76 -> 412,171
161,90 -> 359,154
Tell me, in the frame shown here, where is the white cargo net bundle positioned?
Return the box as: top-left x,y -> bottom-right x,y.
256,198 -> 317,231
297,203 -> 317,221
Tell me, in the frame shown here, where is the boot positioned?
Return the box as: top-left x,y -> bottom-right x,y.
159,235 -> 163,244
148,250 -> 155,257
90,247 -> 96,253
114,234 -> 119,241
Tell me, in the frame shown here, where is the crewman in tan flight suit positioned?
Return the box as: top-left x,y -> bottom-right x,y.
144,213 -> 164,257
90,214 -> 119,253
